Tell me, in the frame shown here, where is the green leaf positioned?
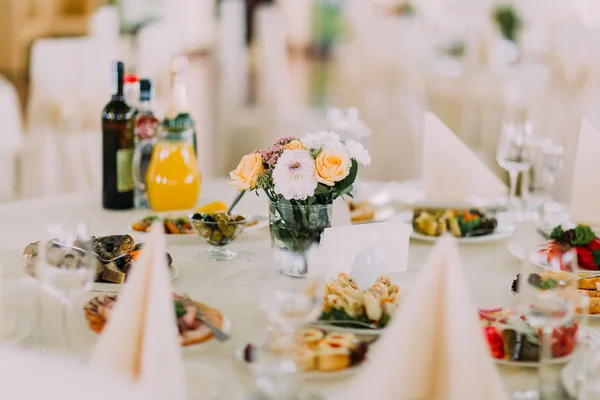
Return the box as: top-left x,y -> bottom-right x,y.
550,225 -> 564,241
593,250 -> 600,269
572,225 -> 595,246
174,300 -> 187,318
333,184 -> 353,200
334,159 -> 358,192
314,184 -> 330,196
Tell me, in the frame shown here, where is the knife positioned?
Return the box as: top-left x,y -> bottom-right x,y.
183,294 -> 230,342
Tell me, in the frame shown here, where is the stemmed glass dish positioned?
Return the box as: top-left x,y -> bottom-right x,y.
36,223 -> 95,351
190,213 -> 249,261
517,247 -> 578,400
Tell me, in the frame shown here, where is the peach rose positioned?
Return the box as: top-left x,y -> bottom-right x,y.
229,153 -> 265,191
285,139 -> 305,151
315,148 -> 350,186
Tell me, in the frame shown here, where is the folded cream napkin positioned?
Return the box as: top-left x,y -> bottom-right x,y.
0,346 -> 149,400
422,112 -> 507,202
330,235 -> 508,400
570,118 -> 600,226
90,222 -> 186,400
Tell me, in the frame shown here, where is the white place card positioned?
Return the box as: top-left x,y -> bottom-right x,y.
315,219 -> 411,284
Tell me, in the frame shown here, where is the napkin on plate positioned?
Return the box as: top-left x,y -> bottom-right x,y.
422,112 -> 507,202
330,235 -> 508,400
90,222 -> 186,400
570,118 -> 600,227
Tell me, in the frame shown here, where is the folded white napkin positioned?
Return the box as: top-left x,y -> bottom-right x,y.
0,346 -> 149,400
90,222 -> 186,400
570,118 -> 600,226
330,235 -> 508,400
422,112 -> 507,202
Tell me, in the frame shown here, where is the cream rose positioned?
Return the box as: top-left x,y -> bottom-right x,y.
285,139 -> 305,151
229,153 -> 265,191
314,148 -> 350,186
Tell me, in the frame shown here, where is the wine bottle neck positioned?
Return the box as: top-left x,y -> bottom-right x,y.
112,62 -> 125,99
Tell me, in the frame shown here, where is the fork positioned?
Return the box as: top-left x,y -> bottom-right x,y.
183,294 -> 230,342
315,320 -> 380,330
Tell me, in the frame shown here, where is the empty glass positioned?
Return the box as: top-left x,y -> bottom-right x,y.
524,137 -> 565,225
497,112 -> 533,218
36,223 -> 95,351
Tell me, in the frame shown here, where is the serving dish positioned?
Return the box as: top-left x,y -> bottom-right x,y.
237,328 -> 368,379
83,293 -> 230,346
23,234 -> 178,292
398,210 -> 513,243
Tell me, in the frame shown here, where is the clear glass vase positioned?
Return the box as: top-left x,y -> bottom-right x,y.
268,201 -> 332,278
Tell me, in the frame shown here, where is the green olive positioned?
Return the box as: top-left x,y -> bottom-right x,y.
223,225 -> 235,238
211,229 -> 223,242
217,221 -> 228,232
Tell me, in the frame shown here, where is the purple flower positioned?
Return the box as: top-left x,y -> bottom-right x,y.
273,135 -> 296,147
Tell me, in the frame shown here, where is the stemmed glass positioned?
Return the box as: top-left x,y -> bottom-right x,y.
36,223 -> 95,352
497,115 -> 533,220
517,247 -> 578,400
249,250 -> 325,400
525,137 -> 565,225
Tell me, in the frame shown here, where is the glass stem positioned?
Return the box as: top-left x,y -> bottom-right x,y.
508,170 -> 519,223
538,327 -> 564,400
36,285 -> 47,353
61,298 -> 71,351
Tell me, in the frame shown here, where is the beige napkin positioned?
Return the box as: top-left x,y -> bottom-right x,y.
90,222 -> 186,400
0,346 -> 149,400
570,118 -> 600,226
331,235 -> 508,400
422,112 -> 507,202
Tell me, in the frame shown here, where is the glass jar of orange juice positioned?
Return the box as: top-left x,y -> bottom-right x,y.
145,127 -> 201,211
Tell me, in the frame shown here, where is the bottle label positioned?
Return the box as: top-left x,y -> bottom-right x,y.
116,148 -> 134,193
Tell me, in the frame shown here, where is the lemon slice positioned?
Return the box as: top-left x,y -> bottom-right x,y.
196,201 -> 228,214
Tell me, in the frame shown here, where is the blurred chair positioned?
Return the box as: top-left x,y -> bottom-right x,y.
21,37 -> 116,198
255,4 -> 325,145
0,76 -> 23,202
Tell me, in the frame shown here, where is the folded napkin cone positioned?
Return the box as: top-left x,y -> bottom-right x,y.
330,235 -> 508,400
570,118 -> 600,227
90,222 -> 186,400
422,112 -> 507,202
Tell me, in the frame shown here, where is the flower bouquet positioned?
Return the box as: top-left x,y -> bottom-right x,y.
230,132 -> 370,275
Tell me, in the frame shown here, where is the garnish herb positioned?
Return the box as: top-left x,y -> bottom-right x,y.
174,300 -> 187,318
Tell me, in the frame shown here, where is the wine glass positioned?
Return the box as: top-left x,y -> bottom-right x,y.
531,138 -> 565,225
496,116 -> 532,219
131,137 -> 156,209
517,247 -> 578,400
36,223 -> 95,351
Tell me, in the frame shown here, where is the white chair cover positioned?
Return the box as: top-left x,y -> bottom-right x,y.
0,76 -> 23,202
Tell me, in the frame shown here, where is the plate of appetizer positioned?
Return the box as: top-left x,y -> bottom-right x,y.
237,328 -> 369,379
312,273 -> 401,336
130,214 -> 198,244
479,307 -> 578,367
83,293 -> 230,346
510,272 -> 600,318
348,199 -> 396,225
399,209 -> 513,243
23,234 -> 178,292
509,225 -> 600,272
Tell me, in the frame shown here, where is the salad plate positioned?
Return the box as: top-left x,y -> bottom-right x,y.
236,328 -> 368,379
398,211 -> 513,244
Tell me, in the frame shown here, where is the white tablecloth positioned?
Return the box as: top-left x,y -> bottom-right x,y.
0,179 -> 563,398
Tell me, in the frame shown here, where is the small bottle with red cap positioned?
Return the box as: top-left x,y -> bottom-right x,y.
123,74 -> 139,112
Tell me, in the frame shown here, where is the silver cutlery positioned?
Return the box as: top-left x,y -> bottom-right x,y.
51,241 -> 132,263
314,320 -> 380,330
183,294 -> 230,342
536,228 -> 551,240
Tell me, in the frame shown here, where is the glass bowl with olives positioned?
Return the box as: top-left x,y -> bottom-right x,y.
189,212 -> 249,261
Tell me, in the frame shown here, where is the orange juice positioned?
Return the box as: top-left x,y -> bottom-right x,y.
146,140 -> 201,211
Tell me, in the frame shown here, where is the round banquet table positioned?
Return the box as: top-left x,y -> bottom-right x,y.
0,179 -> 571,398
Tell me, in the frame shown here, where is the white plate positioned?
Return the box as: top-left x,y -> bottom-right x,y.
398,212 -> 514,244
234,345 -> 360,380
310,322 -> 382,337
392,179 -> 507,209
91,265 -> 179,292
494,354 -> 572,368
129,215 -> 266,243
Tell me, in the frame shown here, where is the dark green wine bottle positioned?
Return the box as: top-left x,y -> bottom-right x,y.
102,61 -> 134,210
